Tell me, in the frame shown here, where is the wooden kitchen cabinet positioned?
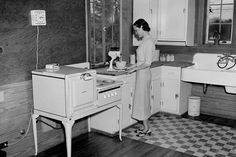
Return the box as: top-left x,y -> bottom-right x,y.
133,0 -> 195,46
150,66 -> 192,115
160,66 -> 192,115
157,0 -> 195,46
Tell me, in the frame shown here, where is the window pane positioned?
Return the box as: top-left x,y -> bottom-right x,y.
95,48 -> 103,63
206,0 -> 233,44
208,24 -> 220,40
89,0 -> 120,64
209,0 -> 221,5
221,5 -> 233,23
222,0 -> 234,4
220,24 -> 232,41
209,5 -> 221,23
113,26 -> 120,46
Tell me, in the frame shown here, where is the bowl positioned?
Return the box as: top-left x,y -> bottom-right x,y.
115,61 -> 127,69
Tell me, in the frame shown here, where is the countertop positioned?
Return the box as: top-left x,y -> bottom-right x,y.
95,61 -> 193,76
151,61 -> 194,68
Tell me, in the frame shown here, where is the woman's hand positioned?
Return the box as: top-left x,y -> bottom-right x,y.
126,64 -> 137,73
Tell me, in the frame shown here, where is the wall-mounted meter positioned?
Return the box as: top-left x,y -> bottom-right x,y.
30,10 -> 46,26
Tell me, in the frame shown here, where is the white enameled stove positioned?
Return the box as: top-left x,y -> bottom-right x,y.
31,66 -> 123,157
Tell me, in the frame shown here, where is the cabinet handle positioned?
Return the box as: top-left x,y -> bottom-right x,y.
129,104 -> 131,110
175,94 -> 179,99
183,8 -> 186,13
151,95 -> 154,99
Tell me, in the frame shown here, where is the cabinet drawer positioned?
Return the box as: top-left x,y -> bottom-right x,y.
162,66 -> 180,78
151,67 -> 161,79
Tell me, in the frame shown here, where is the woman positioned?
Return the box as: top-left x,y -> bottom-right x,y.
128,19 -> 155,137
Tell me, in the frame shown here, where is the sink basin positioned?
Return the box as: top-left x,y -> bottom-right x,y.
182,66 -> 236,86
181,53 -> 236,94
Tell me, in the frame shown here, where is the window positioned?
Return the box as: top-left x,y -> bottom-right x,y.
206,0 -> 234,45
88,0 -> 120,66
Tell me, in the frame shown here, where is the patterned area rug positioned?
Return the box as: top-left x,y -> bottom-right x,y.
123,113 -> 236,157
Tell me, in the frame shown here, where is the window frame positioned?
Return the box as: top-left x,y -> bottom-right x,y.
85,0 -> 122,66
205,0 -> 234,45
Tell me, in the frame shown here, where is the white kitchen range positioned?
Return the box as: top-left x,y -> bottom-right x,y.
31,65 -> 123,157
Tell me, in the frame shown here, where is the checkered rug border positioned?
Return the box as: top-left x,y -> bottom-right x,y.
123,113 -> 236,157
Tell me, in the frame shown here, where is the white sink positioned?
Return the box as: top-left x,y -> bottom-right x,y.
181,53 -> 236,94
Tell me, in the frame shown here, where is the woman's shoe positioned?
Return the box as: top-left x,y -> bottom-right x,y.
134,128 -> 144,133
136,129 -> 151,137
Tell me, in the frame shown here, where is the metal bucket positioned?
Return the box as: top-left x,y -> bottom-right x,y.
188,96 -> 200,116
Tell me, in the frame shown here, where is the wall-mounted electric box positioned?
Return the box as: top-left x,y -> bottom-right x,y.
30,10 -> 46,26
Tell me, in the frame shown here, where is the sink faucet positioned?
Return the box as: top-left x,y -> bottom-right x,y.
217,53 -> 236,70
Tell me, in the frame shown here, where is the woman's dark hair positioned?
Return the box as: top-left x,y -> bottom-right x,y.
133,18 -> 151,32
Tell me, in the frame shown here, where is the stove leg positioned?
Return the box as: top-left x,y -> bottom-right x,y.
62,120 -> 74,157
117,104 -> 122,141
32,114 -> 39,156
88,117 -> 91,132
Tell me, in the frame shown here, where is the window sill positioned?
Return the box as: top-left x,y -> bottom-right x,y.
194,43 -> 234,49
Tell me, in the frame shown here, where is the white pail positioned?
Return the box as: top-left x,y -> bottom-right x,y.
188,96 -> 200,116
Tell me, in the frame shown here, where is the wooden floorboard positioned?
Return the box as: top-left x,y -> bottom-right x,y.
31,132 -> 194,157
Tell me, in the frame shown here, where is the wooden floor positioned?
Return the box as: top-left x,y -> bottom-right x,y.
27,113 -> 236,157
31,132 -> 194,157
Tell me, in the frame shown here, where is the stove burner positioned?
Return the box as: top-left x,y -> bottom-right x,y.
96,78 -> 123,92
96,79 -> 115,86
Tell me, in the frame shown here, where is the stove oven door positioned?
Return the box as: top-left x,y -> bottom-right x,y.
67,73 -> 96,113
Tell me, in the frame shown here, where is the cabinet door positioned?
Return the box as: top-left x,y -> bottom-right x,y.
129,73 -> 137,125
150,67 -> 162,114
133,0 -> 151,46
158,0 -> 187,41
150,78 -> 161,114
161,79 -> 180,114
133,0 -> 157,46
121,80 -> 133,129
118,74 -> 136,129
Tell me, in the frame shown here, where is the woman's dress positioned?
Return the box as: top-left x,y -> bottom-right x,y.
132,35 -> 155,121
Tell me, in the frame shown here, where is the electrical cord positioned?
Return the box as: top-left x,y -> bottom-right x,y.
8,109 -> 33,146
8,108 -> 62,146
35,26 -> 39,70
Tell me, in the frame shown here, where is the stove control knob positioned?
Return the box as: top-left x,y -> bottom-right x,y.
114,92 -> 117,95
108,94 -> 110,97
111,93 -> 114,96
103,95 -> 106,99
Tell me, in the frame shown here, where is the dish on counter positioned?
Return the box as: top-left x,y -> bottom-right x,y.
115,61 -> 127,69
